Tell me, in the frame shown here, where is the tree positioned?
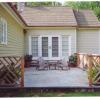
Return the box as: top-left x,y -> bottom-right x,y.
64,1 -> 100,20
26,2 -> 62,7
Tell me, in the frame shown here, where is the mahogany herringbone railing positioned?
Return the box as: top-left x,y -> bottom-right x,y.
0,56 -> 24,87
76,53 -> 100,87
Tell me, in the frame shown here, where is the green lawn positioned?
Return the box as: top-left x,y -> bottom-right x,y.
1,90 -> 100,97
10,91 -> 100,97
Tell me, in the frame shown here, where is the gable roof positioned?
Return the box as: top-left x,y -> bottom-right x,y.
74,9 -> 100,27
19,6 -> 77,27
7,4 -> 100,28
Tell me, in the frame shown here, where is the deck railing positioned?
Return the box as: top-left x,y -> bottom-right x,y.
76,53 -> 100,87
0,56 -> 24,87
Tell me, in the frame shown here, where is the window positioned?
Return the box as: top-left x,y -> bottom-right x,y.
42,37 -> 48,57
0,17 -> 7,44
62,36 -> 69,56
52,37 -> 58,57
31,37 -> 38,57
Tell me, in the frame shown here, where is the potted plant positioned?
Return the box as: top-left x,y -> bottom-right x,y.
68,54 -> 77,67
25,55 -> 32,61
25,55 -> 32,67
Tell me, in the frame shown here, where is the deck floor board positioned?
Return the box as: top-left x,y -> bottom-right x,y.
24,68 -> 89,87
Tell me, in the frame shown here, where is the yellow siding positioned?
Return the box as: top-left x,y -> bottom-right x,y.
0,5 -> 24,56
77,29 -> 100,54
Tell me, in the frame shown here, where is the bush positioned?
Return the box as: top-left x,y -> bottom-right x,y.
68,54 -> 77,64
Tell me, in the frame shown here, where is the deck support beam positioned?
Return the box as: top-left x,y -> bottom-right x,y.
87,55 -> 93,87
20,57 -> 24,87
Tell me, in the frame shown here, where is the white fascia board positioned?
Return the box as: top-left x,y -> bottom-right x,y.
0,3 -> 25,28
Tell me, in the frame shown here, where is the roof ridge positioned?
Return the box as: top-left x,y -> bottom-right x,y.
72,10 -> 78,26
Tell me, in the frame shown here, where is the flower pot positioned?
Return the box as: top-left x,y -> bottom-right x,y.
68,62 -> 77,67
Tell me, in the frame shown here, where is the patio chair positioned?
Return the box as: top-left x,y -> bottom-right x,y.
57,59 -> 70,70
37,57 -> 49,70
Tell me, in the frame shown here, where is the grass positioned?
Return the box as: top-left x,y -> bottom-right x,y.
1,91 -> 100,97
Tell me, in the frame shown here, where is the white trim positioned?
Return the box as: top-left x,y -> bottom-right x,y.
51,35 -> 60,60
30,35 -> 72,60
0,17 -> 7,45
68,36 -> 71,56
75,29 -> 77,53
60,35 -> 62,59
41,35 -> 50,60
58,35 -> 61,58
48,36 -> 51,60
38,35 -> 42,57
0,3 -> 25,28
29,35 -> 32,55
99,30 -> 100,54
31,36 -> 39,59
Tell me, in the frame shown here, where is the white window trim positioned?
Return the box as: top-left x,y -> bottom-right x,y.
0,17 -> 7,45
30,35 -> 39,60
61,35 -> 71,58
29,35 -> 72,60
68,36 -> 71,56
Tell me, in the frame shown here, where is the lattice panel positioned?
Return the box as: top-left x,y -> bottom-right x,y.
0,56 -> 24,87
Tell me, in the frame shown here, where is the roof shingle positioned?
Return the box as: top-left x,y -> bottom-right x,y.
19,6 -> 100,27
74,9 -> 100,27
20,6 -> 77,26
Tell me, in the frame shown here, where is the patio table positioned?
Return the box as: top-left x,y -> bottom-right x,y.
46,60 -> 59,70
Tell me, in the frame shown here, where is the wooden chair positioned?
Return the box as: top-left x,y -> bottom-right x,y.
30,60 -> 39,70
38,57 -> 49,70
57,60 -> 70,70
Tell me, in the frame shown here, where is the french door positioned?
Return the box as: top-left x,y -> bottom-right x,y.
31,35 -> 71,60
41,35 -> 60,60
31,35 -> 60,60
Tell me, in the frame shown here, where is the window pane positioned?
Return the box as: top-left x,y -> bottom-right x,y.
4,21 -> 7,43
42,37 -> 48,57
52,37 -> 58,57
62,36 -> 69,56
0,18 -> 3,43
31,37 -> 38,57
0,18 -> 7,44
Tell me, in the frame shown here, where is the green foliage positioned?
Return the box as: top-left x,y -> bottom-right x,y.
65,1 -> 100,20
87,66 -> 98,83
68,54 -> 77,64
5,91 -> 100,97
26,2 -> 62,7
89,67 -> 97,78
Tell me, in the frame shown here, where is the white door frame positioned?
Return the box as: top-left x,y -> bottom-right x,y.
29,35 -> 71,60
40,35 -> 60,60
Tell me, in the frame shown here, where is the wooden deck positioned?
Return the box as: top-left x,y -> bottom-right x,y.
24,67 -> 89,87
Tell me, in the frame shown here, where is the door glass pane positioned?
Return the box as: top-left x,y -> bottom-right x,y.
31,37 -> 38,57
42,37 -> 48,57
62,36 -> 69,56
52,37 -> 58,57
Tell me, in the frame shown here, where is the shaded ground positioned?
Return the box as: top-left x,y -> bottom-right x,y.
0,90 -> 100,97
24,67 -> 89,87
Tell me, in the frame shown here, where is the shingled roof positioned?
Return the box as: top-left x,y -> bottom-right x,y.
74,9 -> 100,27
19,6 -> 100,27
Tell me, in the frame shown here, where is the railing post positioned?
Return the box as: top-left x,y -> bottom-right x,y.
20,57 -> 24,87
87,55 -> 93,87
76,53 -> 80,67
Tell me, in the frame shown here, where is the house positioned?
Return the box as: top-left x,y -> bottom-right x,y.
0,3 -> 100,61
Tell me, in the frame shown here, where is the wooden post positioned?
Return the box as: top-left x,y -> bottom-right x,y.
76,53 -> 80,67
20,57 -> 24,87
87,55 -> 93,87
83,55 -> 85,68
